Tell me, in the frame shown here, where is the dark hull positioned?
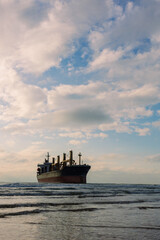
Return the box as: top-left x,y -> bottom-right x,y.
37,165 -> 90,184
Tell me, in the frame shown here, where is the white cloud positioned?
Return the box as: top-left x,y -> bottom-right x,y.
122,107 -> 153,120
0,64 -> 47,121
0,0 -> 160,80
134,127 -> 150,136
88,48 -> 123,72
0,1 -> 160,181
109,0 -> 160,46
69,139 -> 87,145
0,0 -> 123,74
16,13 -> 76,73
99,121 -> 132,134
152,121 -> 160,128
86,132 -> 108,139
59,131 -> 85,139
0,77 -> 158,137
59,131 -> 108,140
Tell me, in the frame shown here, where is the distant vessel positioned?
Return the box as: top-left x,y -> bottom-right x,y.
37,150 -> 91,183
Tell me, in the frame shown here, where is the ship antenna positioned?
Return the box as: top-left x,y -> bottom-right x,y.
78,152 -> 82,165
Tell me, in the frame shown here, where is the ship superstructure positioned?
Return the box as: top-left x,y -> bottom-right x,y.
37,150 -> 91,183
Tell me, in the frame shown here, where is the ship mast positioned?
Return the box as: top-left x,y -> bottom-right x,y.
46,152 -> 50,162
78,152 -> 82,165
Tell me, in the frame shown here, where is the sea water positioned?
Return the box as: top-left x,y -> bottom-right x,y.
0,183 -> 160,240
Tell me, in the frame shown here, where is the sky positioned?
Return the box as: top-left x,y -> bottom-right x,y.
0,0 -> 160,184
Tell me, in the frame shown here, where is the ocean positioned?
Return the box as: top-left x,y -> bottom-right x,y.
0,183 -> 160,240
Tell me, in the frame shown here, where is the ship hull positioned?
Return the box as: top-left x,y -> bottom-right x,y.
37,165 -> 90,184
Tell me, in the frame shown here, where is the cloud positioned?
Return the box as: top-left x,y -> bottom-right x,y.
99,121 -> 132,134
69,139 -> 87,145
134,127 -> 150,136
0,0 -> 160,78
0,64 -> 47,121
29,107 -> 112,131
110,0 -> 160,46
88,152 -> 160,176
59,131 -> 85,139
88,48 -> 123,72
0,0 -> 160,144
0,0 -> 123,74
86,0 -> 160,106
119,85 -> 159,105
0,143 -> 48,181
152,121 -> 160,128
59,131 -> 108,140
86,132 -> 108,139
87,0 -> 160,54
0,76 -> 159,138
146,154 -> 160,162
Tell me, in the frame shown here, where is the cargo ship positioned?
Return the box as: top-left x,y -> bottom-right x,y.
37,150 -> 91,183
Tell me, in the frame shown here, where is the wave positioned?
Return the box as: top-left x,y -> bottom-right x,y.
73,224 -> 160,231
0,207 -> 101,218
0,199 -> 153,211
0,202 -> 83,209
1,183 -> 160,201
90,200 -> 145,204
57,207 -> 101,212
138,206 -> 160,210
0,209 -> 41,218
